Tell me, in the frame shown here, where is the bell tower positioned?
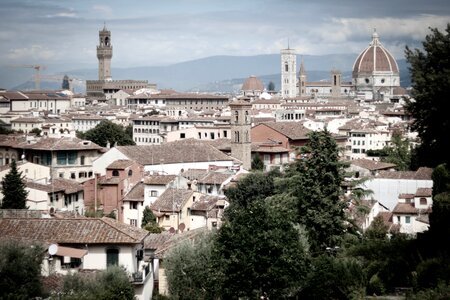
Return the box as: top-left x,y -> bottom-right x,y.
97,24 -> 113,81
281,45 -> 297,99
298,56 -> 307,97
230,100 -> 252,170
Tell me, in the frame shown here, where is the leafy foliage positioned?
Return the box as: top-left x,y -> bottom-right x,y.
250,154 -> 264,171
364,215 -> 389,240
164,231 -> 216,300
380,131 -> 412,170
0,240 -> 44,299
79,120 -> 135,147
1,159 -> 28,209
277,130 -> 349,253
211,171 -> 309,299
405,24 -> 450,168
58,266 -> 136,300
142,206 -> 163,233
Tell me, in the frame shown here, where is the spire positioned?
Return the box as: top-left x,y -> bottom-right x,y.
371,28 -> 380,46
103,21 -> 107,31
287,38 -> 290,50
299,56 -> 305,76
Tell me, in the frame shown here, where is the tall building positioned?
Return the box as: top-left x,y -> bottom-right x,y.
280,47 -> 297,99
298,56 -> 307,97
352,29 -> 400,101
97,25 -> 112,81
230,100 -> 252,170
86,26 -> 153,98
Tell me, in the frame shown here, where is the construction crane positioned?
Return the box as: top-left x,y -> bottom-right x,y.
39,74 -> 85,92
8,64 -> 47,90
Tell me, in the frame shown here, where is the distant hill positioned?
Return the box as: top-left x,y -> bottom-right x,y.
2,54 -> 410,93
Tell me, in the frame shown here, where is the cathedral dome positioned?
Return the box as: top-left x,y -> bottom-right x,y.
352,30 -> 399,76
241,75 -> 264,92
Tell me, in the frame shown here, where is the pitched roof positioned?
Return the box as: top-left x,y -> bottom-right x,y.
116,139 -> 233,165
123,182 -> 145,202
143,175 -> 177,185
0,217 -> 148,244
376,167 -> 433,180
258,122 -> 311,140
107,159 -> 136,170
19,137 -> 103,151
196,172 -> 233,185
415,187 -> 432,197
26,178 -> 83,194
350,159 -> 396,171
150,188 -> 194,213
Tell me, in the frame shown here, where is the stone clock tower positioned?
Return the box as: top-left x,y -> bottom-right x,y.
230,100 -> 252,170
97,24 -> 112,81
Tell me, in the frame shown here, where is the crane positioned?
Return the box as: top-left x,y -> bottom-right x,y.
39,74 -> 85,92
8,64 -> 47,90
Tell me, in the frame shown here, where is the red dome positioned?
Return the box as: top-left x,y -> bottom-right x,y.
352,31 -> 399,75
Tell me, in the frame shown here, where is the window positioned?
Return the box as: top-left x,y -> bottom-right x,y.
151,190 -> 158,197
180,133 -> 185,139
106,248 -> 119,266
128,170 -> 133,177
80,156 -> 85,165
420,198 -> 427,205
405,216 -> 411,224
130,219 -> 137,227
129,202 -> 138,210
112,170 -> 119,176
70,173 -> 76,179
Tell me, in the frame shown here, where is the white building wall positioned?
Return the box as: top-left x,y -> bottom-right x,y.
83,245 -> 138,273
363,178 -> 433,211
123,201 -> 143,227
144,160 -> 234,176
92,147 -> 129,176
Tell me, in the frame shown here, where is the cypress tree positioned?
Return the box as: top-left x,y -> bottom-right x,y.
1,159 -> 28,209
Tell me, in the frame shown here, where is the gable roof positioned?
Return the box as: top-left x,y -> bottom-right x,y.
115,139 -> 233,165
143,175 -> 177,185
0,217 -> 148,244
123,182 -> 145,202
375,167 -> 433,180
19,137 -> 103,151
26,178 -> 84,194
150,188 -> 194,213
350,159 -> 396,171
257,122 -> 311,140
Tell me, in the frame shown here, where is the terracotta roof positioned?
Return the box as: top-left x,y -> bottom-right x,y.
19,137 -> 103,151
116,139 -> 233,165
259,122 -> 311,140
143,175 -> 177,185
392,203 -> 421,214
0,217 -> 148,244
107,159 -> 136,170
123,182 -> 144,202
191,195 -> 220,211
150,188 -> 194,213
398,193 -> 415,199
350,159 -> 396,171
26,178 -> 83,194
415,187 -> 432,197
376,167 -> 433,180
181,169 -> 208,181
196,172 -> 233,185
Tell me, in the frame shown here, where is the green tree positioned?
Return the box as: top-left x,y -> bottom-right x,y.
405,24 -> 450,168
164,231 -> 215,300
1,159 -> 28,209
380,131 -> 412,170
141,206 -> 163,233
251,154 -> 264,171
29,127 -> 42,136
0,240 -> 44,299
82,120 -> 135,147
59,265 -> 135,300
277,130 -> 349,253
211,171 -> 309,299
267,81 -> 275,91
365,215 -> 390,240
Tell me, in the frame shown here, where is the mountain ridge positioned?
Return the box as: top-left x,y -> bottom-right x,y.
2,53 -> 410,93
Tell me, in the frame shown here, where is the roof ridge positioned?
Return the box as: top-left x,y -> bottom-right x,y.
100,217 -> 141,242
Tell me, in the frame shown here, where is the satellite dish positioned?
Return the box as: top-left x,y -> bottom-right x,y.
48,244 -> 58,256
178,223 -> 186,232
169,227 -> 175,234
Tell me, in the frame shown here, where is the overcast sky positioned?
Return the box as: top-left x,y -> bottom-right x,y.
1,0 -> 449,69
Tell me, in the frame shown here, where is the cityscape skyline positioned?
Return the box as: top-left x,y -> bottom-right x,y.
0,0 -> 449,70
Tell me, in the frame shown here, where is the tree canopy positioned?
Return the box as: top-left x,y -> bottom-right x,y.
0,240 -> 44,299
1,159 -> 28,209
405,24 -> 450,168
78,120 -> 135,147
380,130 -> 412,171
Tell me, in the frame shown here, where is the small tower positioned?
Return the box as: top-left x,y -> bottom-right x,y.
280,45 -> 297,99
298,56 -> 307,97
230,100 -> 252,170
331,69 -> 341,98
97,24 -> 113,81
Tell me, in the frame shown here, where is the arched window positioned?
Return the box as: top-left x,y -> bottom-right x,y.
420,198 -> 427,205
112,170 -> 119,177
128,170 -> 133,177
234,111 -> 239,123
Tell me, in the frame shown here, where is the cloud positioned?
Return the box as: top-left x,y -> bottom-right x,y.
92,5 -> 113,18
7,45 -> 57,61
